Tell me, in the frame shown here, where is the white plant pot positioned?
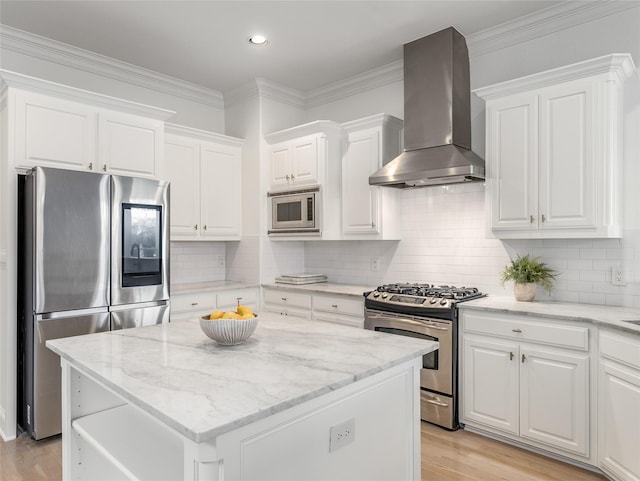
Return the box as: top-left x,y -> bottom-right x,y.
514,282 -> 537,302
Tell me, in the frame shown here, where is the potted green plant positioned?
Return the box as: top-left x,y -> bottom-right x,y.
500,254 -> 557,301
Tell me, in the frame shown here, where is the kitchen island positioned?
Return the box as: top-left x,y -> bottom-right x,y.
47,314 -> 436,481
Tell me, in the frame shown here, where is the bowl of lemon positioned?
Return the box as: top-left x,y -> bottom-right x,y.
199,304 -> 258,346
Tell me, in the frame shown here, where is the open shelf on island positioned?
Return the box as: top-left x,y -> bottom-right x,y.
71,404 -> 184,481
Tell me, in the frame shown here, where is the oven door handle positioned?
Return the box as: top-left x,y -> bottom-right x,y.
424,398 -> 449,407
368,314 -> 449,331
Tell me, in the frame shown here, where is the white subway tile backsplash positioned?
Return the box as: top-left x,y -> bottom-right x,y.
303,183 -> 639,307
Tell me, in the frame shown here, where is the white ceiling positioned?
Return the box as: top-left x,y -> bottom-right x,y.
0,1 -> 562,94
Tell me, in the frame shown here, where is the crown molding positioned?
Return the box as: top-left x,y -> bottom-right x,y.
474,53 -> 636,100
305,60 -> 403,109
256,78 -> 306,109
0,25 -> 224,109
165,122 -> 243,145
467,1 -> 639,57
223,80 -> 260,108
264,120 -> 344,144
1,69 -> 175,119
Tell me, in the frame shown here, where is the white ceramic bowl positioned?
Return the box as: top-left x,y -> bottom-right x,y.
199,314 -> 258,346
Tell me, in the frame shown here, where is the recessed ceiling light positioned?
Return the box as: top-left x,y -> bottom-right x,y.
249,35 -> 268,46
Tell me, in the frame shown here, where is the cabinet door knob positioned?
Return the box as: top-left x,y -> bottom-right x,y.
529,215 -> 534,223
88,162 -> 93,170
203,225 -> 208,231
371,222 -> 376,228
512,328 -> 522,333
285,174 -> 290,181
290,174 -> 295,181
509,352 -> 514,361
521,354 -> 526,363
194,224 -> 198,230
541,214 -> 546,223
331,304 -> 338,308
102,164 -> 107,172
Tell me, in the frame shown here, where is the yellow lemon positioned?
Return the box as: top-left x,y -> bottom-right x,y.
222,311 -> 241,320
240,313 -> 255,320
237,305 -> 253,317
209,310 -> 223,320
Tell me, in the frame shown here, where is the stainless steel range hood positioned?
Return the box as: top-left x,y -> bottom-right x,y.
369,27 -> 484,188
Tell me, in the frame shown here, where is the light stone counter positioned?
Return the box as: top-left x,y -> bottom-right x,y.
459,296 -> 640,335
262,282 -> 374,298
47,314 -> 435,443
171,280 -> 258,295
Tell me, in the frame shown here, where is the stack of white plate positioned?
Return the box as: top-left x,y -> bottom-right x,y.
275,273 -> 328,285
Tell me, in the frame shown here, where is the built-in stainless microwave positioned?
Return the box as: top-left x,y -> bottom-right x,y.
268,187 -> 320,235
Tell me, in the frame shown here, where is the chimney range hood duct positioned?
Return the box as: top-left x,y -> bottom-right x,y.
369,27 -> 484,188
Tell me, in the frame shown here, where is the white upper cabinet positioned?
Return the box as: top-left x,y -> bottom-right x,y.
264,120 -> 345,240
475,54 -> 635,239
341,114 -> 403,239
99,111 -> 163,178
2,70 -> 173,178
165,123 -> 243,241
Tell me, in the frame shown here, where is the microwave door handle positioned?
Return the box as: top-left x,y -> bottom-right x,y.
368,314 -> 449,331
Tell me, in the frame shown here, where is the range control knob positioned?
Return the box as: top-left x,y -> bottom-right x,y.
429,298 -> 438,305
373,292 -> 380,298
440,299 -> 449,306
381,293 -> 388,299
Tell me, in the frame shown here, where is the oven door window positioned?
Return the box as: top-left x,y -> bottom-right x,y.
375,327 -> 438,370
276,200 -> 302,223
122,203 -> 162,287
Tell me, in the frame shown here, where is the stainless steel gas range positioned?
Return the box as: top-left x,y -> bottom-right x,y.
364,283 -> 485,430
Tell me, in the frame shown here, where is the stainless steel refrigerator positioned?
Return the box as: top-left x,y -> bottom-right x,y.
18,166 -> 170,440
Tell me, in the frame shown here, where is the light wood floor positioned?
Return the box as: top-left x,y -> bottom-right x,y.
1,423 -> 608,480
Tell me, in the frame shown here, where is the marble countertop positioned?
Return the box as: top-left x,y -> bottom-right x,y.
47,315 -> 435,443
262,282 -> 374,298
459,296 -> 640,335
171,280 -> 259,295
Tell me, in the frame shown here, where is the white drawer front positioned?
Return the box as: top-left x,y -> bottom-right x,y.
263,289 -> 312,309
313,295 -> 363,317
171,292 -> 217,314
313,312 -> 363,328
217,289 -> 258,310
463,311 -> 589,351
600,329 -> 640,370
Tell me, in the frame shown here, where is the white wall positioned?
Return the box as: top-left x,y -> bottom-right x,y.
304,5 -> 640,308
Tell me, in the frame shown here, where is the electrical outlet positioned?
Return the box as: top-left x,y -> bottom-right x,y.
217,255 -> 226,268
611,266 -> 626,286
370,257 -> 380,272
329,418 -> 355,452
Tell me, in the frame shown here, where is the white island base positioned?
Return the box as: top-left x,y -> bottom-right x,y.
51,315 -> 430,481
61,358 -> 421,481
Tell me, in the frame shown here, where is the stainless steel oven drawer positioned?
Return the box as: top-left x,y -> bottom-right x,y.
420,391 -> 455,430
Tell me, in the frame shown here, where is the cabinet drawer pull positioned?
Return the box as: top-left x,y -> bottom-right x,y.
291,174 -> 295,181
371,222 -> 376,228
510,352 -> 514,361
88,162 -> 93,170
102,164 -> 107,172
541,214 -> 546,223
191,302 -> 198,306
529,215 -> 534,223
512,328 -> 522,333
194,224 -> 198,230
522,354 -> 526,363
281,297 -> 287,301
331,304 -> 338,308
203,225 -> 208,231
285,174 -> 290,181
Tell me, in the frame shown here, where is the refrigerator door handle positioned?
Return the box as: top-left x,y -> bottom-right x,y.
36,307 -> 109,321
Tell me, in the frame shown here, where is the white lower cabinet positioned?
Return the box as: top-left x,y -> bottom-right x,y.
460,310 -> 592,461
312,294 -> 364,328
598,329 -> 640,481
170,287 -> 258,321
262,288 -> 312,319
